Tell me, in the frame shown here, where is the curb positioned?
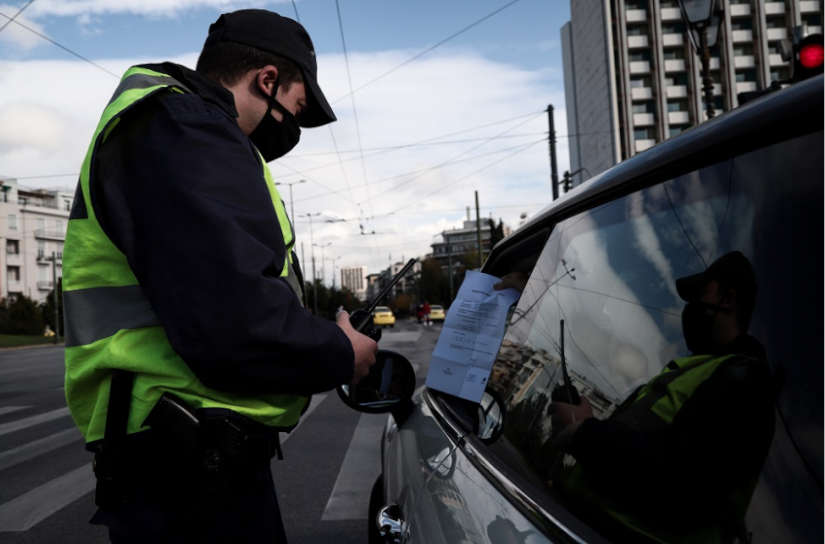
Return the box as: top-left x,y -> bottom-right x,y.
0,342 -> 65,352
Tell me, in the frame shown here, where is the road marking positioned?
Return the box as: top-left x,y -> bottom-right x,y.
0,463 -> 95,532
0,428 -> 82,472
0,407 -> 71,437
321,413 -> 386,521
380,331 -> 422,344
280,393 -> 327,446
0,406 -> 29,417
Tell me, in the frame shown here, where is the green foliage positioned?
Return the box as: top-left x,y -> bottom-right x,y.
391,293 -> 413,317
303,281 -> 360,320
0,295 -> 46,335
419,258 -> 450,305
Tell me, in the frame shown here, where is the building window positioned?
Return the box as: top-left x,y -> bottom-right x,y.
6,240 -> 19,255
630,76 -> 652,88
633,127 -> 655,140
629,50 -> 652,62
736,69 -> 758,82
734,43 -> 754,56
731,19 -> 753,30
7,266 -> 20,282
663,48 -> 686,59
664,73 -> 689,86
669,125 -> 690,136
661,22 -> 685,34
667,100 -> 688,112
632,102 -> 654,113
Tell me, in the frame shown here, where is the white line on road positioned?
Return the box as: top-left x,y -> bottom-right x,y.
0,463 -> 95,532
280,393 -> 327,446
0,428 -> 82,472
0,407 -> 71,437
321,412 -> 386,521
0,406 -> 29,417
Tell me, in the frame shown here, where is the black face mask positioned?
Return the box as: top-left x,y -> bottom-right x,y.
249,88 -> 301,162
681,302 -> 720,354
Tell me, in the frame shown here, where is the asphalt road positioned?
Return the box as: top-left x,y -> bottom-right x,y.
0,318 -> 439,543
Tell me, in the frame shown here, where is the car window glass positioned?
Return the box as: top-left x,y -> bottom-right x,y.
446,130 -> 822,543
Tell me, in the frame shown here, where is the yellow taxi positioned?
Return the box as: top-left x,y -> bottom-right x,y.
428,304 -> 446,322
372,306 -> 396,327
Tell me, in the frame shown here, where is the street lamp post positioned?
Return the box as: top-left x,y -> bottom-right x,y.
677,0 -> 722,119
275,179 -> 306,224
314,242 -> 332,287
299,212 -> 321,314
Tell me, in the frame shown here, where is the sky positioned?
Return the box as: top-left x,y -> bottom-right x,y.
0,0 -> 573,285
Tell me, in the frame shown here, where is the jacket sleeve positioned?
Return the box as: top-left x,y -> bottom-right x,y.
91,90 -> 354,395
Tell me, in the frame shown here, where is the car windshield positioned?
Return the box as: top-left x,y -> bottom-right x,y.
375,306 -> 391,312
431,305 -> 443,310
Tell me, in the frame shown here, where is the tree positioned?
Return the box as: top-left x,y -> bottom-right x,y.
0,295 -> 46,335
419,258 -> 449,305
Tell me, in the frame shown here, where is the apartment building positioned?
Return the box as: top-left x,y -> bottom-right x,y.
340,266 -> 368,301
561,0 -> 823,183
0,177 -> 72,302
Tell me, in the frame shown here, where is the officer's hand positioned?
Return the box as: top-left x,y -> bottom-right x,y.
336,310 -> 378,384
551,397 -> 593,430
493,271 -> 529,292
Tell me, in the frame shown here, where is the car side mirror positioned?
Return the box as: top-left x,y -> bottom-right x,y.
337,350 -> 417,419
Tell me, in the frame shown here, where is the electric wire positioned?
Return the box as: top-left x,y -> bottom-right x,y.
290,0 -> 301,22
330,0 -> 523,104
334,0 -> 373,220
0,0 -> 34,33
0,10 -> 118,77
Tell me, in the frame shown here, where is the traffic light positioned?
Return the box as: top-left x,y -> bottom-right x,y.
792,33 -> 823,82
562,171 -> 572,193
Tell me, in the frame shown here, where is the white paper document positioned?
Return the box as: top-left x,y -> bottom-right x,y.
425,270 -> 520,403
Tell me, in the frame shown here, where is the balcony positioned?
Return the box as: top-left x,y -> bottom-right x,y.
769,53 -> 787,66
732,29 -> 754,42
630,61 -> 651,74
806,25 -> 823,34
737,81 -> 758,93
635,139 -> 656,152
668,111 -> 690,124
713,83 -> 723,95
766,27 -> 788,41
709,57 -> 721,70
666,85 -> 688,98
660,7 -> 681,21
627,35 -> 649,48
662,33 -> 684,47
730,3 -> 752,16
764,2 -> 785,15
633,112 -> 656,126
626,9 -> 647,23
734,55 -> 756,69
800,0 -> 821,12
631,86 -> 654,100
34,229 -> 65,241
664,59 -> 687,72
37,280 -> 54,291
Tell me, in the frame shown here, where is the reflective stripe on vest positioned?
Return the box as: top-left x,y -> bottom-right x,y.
561,354 -> 745,544
64,65 -> 307,442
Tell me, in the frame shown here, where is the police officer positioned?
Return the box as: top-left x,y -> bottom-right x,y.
63,9 -> 377,543
551,251 -> 774,543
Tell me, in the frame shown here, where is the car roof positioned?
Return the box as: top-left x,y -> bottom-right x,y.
487,77 -> 823,270
375,306 -> 391,311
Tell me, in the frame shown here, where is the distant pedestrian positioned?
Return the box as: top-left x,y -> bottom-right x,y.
423,301 -> 432,326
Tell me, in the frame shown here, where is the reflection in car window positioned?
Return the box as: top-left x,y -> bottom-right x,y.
469,130 -> 822,543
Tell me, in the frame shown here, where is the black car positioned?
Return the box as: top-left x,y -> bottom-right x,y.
357,76 -> 822,543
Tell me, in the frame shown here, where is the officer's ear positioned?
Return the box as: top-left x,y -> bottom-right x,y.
255,65 -> 280,98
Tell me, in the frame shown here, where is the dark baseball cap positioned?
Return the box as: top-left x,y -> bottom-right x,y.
204,9 -> 336,128
676,251 -> 757,308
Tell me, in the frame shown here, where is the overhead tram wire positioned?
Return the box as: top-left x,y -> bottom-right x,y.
290,0 -> 357,214
335,0 -> 374,221
294,136 -> 546,205
0,0 -> 34,33
0,10 -> 118,78
330,0 -> 523,104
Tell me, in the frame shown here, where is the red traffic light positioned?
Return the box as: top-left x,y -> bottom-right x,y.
799,43 -> 824,69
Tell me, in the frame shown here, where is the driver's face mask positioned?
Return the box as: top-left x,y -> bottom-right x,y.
249,80 -> 301,162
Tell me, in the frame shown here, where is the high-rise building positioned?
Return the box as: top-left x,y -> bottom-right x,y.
561,0 -> 823,184
0,177 -> 73,302
340,266 -> 368,301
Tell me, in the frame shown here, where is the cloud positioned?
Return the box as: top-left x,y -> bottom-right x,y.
27,0 -> 288,18
0,4 -> 48,50
0,48 -> 568,279
0,103 -> 70,153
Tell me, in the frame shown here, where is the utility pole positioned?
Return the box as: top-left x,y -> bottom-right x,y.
547,104 -> 559,201
50,252 -> 59,344
474,190 -> 482,268
444,232 -> 454,301
299,212 -> 321,314
314,242 -> 331,286
275,179 -> 306,224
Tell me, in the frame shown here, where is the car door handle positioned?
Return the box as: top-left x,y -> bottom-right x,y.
377,504 -> 408,544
